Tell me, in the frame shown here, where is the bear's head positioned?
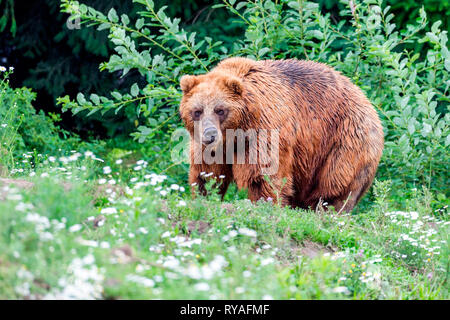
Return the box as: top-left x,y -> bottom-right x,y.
179,70 -> 246,148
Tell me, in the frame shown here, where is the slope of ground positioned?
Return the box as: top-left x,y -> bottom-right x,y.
0,152 -> 448,299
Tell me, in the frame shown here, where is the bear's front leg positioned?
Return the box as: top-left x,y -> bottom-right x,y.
232,163 -> 294,205
189,164 -> 233,199
247,176 -> 276,203
189,164 -> 207,196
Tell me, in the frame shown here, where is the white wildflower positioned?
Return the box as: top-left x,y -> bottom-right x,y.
194,282 -> 210,291
332,286 -> 350,294
100,207 -> 117,215
238,227 -> 257,238
138,227 -> 148,234
161,231 -> 170,238
126,274 -> 155,288
69,224 -> 82,233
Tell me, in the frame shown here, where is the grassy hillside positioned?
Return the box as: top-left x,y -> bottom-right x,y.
0,151 -> 447,299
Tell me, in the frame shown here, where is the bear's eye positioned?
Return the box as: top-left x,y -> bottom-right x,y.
193,110 -> 202,119
215,109 -> 225,116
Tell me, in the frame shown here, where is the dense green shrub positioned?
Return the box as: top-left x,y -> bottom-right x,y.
0,68 -> 96,172
0,0 -> 16,35
58,0 -> 449,203
386,0 -> 449,32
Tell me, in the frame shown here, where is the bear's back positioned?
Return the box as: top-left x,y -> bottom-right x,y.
215,57 -> 372,117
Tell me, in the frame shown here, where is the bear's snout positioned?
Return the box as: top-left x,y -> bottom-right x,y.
203,127 -> 218,145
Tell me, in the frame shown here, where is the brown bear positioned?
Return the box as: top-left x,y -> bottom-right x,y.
179,57 -> 384,212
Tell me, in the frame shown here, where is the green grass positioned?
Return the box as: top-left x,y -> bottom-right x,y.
0,151 -> 448,300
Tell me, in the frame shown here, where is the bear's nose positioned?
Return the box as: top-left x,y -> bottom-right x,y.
203,127 -> 218,145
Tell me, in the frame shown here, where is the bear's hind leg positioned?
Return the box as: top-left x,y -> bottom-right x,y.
306,140 -> 378,213
323,163 -> 376,213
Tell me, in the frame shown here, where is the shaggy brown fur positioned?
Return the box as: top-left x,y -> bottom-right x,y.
179,57 -> 384,212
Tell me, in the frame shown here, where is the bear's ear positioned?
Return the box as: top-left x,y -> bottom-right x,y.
180,75 -> 199,94
224,76 -> 243,96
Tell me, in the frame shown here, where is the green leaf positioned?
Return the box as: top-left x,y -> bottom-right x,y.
97,23 -> 111,31
144,0 -> 154,8
108,8 -> 119,23
236,2 -> 247,10
131,83 -> 140,97
258,47 -> 271,57
76,93 -> 86,105
407,120 -> 415,135
399,96 -> 410,108
111,91 -> 122,100
86,108 -> 99,116
306,30 -> 324,40
426,32 -> 439,43
431,21 -> 442,33
79,4 -> 88,14
121,14 -> 130,26
148,118 -> 158,126
421,123 -> 432,137
90,94 -> 100,105
445,59 -> 450,72
136,18 -> 145,30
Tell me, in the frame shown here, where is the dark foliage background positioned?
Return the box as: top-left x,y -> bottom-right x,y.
0,0 -> 239,138
0,0 -> 448,139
